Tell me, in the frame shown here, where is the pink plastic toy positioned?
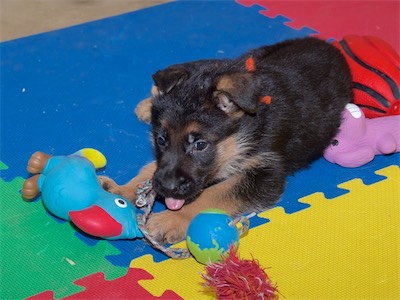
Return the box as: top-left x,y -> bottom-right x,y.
324,103 -> 400,167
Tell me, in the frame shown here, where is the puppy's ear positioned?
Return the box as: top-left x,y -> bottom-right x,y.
152,68 -> 189,95
214,73 -> 258,116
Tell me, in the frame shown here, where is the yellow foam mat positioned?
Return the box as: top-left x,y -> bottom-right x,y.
130,165 -> 399,299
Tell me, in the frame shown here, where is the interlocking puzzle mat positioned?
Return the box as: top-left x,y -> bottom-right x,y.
1,1 -> 399,299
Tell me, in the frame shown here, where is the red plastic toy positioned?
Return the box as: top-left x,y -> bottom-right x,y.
333,35 -> 399,118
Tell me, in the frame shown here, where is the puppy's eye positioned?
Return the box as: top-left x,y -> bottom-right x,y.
157,135 -> 167,147
194,141 -> 208,151
331,139 -> 339,146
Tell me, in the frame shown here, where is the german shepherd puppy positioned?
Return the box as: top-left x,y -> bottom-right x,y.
102,37 -> 353,244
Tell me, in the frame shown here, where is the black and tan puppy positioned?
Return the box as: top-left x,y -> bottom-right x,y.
102,37 -> 353,244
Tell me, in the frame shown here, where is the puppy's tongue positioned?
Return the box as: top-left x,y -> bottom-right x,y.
165,198 -> 186,210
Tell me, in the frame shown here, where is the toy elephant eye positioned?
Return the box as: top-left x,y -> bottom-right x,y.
115,198 -> 128,208
331,139 -> 339,146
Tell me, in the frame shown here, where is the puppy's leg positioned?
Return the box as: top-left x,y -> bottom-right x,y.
134,97 -> 153,124
99,161 -> 156,202
146,176 -> 242,244
134,85 -> 157,123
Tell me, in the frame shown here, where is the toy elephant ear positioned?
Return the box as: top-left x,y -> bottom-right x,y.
345,103 -> 363,118
73,148 -> 107,169
340,103 -> 367,139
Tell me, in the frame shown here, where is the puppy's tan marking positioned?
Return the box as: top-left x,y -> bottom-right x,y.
183,122 -> 202,136
216,73 -> 252,95
160,118 -> 170,131
135,98 -> 153,123
214,136 -> 239,178
216,75 -> 235,92
214,134 -> 257,179
134,85 -> 158,123
150,85 -> 160,97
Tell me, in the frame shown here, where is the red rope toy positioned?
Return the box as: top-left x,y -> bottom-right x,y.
202,245 -> 279,299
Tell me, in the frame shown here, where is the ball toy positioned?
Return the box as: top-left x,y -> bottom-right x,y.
186,209 -> 248,265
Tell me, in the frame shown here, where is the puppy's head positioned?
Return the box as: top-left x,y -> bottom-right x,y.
150,62 -> 259,210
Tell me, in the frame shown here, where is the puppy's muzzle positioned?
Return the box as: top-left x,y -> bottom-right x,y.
153,169 -> 196,210
156,176 -> 192,197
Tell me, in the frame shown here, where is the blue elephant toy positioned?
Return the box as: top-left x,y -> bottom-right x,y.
22,148 -> 143,240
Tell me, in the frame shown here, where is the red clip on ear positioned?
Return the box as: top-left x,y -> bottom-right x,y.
245,56 -> 256,72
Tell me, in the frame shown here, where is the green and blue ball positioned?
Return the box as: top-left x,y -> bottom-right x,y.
186,209 -> 240,265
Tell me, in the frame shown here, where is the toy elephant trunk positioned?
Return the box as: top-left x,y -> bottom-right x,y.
68,194 -> 143,240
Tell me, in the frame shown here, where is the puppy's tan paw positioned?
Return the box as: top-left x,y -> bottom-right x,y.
98,176 -> 135,201
135,98 -> 152,124
146,211 -> 189,245
98,175 -> 119,192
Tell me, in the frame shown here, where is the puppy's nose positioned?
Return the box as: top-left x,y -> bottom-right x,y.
161,176 -> 187,194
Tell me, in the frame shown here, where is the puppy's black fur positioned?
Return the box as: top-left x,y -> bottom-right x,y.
150,37 -> 352,215
102,37 -> 353,244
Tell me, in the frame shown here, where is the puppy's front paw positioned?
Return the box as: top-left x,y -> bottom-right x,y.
98,176 -> 135,201
135,98 -> 152,124
146,211 -> 189,244
98,175 -> 120,192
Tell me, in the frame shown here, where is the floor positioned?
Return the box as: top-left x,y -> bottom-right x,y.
0,0 -> 170,42
1,1 -> 398,299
